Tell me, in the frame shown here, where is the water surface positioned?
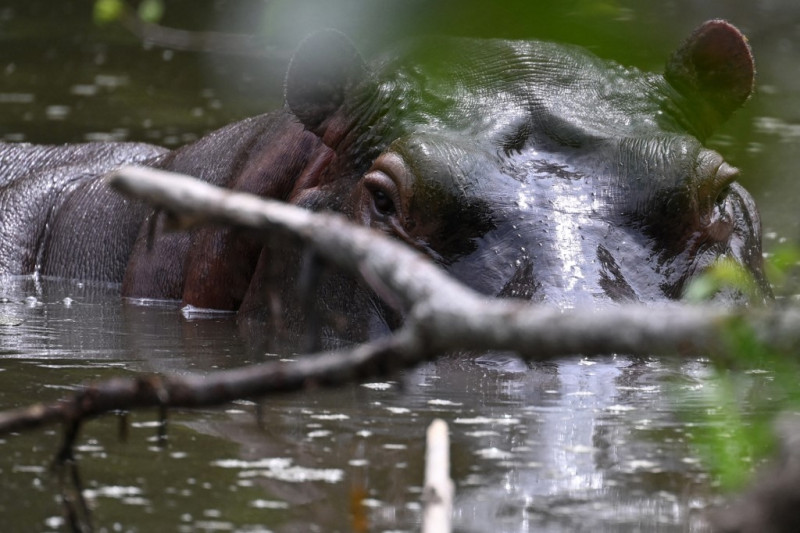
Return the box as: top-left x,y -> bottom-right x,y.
0,277 -> 768,532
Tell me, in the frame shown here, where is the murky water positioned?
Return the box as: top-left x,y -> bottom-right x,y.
2,1 -> 800,531
0,277 -> 742,532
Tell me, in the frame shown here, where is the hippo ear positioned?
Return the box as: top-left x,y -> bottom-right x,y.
285,30 -> 366,132
665,20 -> 754,133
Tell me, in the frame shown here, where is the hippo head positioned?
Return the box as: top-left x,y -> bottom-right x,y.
242,21 -> 770,345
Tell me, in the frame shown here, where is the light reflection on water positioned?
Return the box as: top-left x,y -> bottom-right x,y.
0,277 -> 742,531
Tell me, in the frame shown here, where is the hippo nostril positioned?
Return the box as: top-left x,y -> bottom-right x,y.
706,162 -> 739,228
713,162 -> 739,191
696,150 -> 739,212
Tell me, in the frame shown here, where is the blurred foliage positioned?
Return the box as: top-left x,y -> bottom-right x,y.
259,0 -> 667,65
138,0 -> 165,23
690,377 -> 776,490
683,258 -> 762,303
685,244 -> 800,303
94,0 -> 164,25
91,0 -> 678,67
93,0 -> 124,24
766,244 -> 800,296
682,246 -> 800,490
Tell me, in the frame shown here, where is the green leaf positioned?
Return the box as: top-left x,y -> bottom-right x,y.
138,0 -> 165,24
93,0 -> 124,25
683,275 -> 718,303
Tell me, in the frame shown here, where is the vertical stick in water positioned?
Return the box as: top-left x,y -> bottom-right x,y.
422,419 -> 454,533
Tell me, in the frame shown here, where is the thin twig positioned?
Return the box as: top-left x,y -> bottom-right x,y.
0,331 -> 419,435
422,419 -> 454,533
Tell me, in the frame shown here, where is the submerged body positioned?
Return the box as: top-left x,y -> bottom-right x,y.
0,21 -> 770,345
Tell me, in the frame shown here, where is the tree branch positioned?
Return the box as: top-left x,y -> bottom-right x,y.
0,165 -> 799,436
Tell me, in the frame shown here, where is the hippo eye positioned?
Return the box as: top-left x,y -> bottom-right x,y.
363,171 -> 399,217
371,188 -> 395,215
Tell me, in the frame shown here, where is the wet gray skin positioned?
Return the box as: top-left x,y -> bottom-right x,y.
363,40 -> 765,306
268,24 -> 769,344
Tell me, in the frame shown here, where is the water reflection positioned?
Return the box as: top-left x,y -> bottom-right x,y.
0,278 -> 744,531
415,357 -> 717,532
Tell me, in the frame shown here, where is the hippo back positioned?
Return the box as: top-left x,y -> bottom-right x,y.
0,142 -> 166,281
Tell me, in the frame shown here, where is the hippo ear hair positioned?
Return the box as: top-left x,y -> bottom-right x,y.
665,20 -> 754,133
285,30 -> 366,132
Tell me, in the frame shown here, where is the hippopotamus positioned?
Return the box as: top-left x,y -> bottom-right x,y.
0,20 -> 771,347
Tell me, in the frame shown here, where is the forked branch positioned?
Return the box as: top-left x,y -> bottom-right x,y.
0,165 -> 799,437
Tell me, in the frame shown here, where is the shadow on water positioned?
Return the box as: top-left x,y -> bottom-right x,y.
2,0 -> 800,531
